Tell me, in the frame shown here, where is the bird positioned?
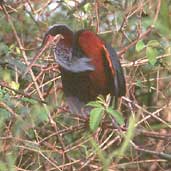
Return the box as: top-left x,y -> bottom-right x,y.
32,24 -> 126,114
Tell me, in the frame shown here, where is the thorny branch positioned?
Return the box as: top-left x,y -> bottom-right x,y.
1,3 -> 72,170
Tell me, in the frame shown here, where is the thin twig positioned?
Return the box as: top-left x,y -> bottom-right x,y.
0,80 -> 47,104
118,0 -> 161,56
131,140 -> 171,160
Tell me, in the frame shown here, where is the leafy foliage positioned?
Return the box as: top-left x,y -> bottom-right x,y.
88,96 -> 124,132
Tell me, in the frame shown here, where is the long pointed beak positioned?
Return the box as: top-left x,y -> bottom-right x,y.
23,34 -> 62,77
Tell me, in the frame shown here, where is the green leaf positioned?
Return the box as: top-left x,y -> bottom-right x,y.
146,47 -> 157,65
147,40 -> 160,48
20,97 -> 37,104
89,108 -> 103,132
86,101 -> 103,108
1,69 -> 12,82
106,107 -> 124,125
16,47 -> 21,55
9,81 -> 20,90
135,40 -> 145,52
136,80 -> 142,88
84,3 -> 91,12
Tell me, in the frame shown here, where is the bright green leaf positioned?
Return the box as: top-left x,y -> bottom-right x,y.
86,101 -> 103,108
84,3 -> 91,12
1,70 -> 11,82
147,40 -> 160,48
16,47 -> 21,55
146,47 -> 157,65
9,81 -> 20,90
135,40 -> 145,52
106,107 -> 124,125
89,108 -> 103,132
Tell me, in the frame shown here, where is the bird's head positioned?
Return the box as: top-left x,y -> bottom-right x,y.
42,24 -> 73,47
23,24 -> 74,76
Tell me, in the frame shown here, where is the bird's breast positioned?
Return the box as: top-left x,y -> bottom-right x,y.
54,43 -> 72,64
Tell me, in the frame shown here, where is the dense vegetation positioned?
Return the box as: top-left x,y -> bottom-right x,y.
0,1 -> 171,170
